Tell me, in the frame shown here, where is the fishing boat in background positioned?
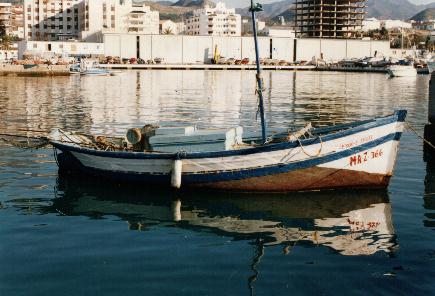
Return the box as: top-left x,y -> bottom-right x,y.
387,63 -> 417,77
48,1 -> 407,192
428,57 -> 435,74
80,59 -> 110,76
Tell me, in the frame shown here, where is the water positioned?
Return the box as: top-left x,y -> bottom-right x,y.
0,71 -> 434,295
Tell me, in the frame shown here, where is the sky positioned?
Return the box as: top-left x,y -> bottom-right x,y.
156,0 -> 435,8
410,0 -> 434,3
218,0 -> 435,7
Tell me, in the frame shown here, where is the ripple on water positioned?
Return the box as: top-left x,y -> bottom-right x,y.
0,71 -> 433,295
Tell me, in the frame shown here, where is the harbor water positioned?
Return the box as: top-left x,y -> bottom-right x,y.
0,71 -> 434,295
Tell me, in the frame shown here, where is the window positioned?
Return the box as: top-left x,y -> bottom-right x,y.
33,43 -> 37,48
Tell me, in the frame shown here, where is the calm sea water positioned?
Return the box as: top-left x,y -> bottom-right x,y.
0,71 -> 434,295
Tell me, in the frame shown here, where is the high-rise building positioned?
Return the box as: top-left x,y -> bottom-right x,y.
24,0 -> 82,41
0,3 -> 12,35
294,0 -> 366,38
80,0 -> 159,42
23,0 -> 159,42
185,2 -> 241,36
11,4 -> 24,39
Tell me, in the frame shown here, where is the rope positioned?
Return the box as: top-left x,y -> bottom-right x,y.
297,136 -> 323,157
406,122 -> 435,150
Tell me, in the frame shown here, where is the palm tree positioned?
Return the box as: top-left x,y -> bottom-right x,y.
163,28 -> 173,35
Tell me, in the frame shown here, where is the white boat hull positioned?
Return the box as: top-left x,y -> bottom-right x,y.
388,65 -> 417,77
50,111 -> 407,191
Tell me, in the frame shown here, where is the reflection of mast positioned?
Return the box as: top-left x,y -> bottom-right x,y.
248,239 -> 265,296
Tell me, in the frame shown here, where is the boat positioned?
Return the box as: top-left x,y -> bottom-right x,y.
79,59 -> 110,76
428,58 -> 435,74
387,64 -> 417,77
49,1 -> 407,192
69,63 -> 81,75
49,110 -> 406,192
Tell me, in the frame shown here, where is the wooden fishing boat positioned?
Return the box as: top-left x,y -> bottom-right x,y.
50,110 -> 406,192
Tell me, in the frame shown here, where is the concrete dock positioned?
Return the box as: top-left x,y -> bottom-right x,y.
100,64 -> 316,71
0,64 -> 70,76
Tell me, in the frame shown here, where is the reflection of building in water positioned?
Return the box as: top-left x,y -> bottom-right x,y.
52,178 -> 397,256
0,77 -> 92,135
85,70 -> 244,133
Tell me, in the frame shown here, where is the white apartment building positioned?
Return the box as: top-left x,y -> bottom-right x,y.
11,5 -> 24,39
241,18 -> 265,35
160,20 -> 185,35
0,3 -> 12,35
362,18 -> 412,32
24,0 -> 82,41
80,0 -> 159,42
185,2 -> 241,36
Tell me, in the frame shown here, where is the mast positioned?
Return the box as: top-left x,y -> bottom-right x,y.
249,0 -> 267,144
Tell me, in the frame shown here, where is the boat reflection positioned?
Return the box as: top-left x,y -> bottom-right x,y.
52,175 -> 397,256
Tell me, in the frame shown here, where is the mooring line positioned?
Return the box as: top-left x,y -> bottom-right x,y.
406,122 -> 435,150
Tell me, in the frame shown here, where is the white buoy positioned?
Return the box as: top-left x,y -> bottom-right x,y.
171,159 -> 183,189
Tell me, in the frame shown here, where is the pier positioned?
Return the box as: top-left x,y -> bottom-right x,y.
425,72 -> 435,160
100,64 -> 316,71
0,64 -> 70,76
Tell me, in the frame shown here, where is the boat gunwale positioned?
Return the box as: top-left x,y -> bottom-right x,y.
50,110 -> 406,160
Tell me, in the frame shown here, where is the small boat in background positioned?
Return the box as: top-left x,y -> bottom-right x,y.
387,64 -> 417,77
69,63 -> 81,75
80,59 -> 110,76
428,58 -> 435,74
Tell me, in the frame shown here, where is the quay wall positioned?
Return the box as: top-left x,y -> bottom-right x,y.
0,64 -> 70,76
103,34 -> 390,62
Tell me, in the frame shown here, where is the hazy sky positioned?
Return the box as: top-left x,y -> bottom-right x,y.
205,0 -> 435,8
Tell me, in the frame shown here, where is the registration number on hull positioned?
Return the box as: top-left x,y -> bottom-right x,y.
349,149 -> 383,167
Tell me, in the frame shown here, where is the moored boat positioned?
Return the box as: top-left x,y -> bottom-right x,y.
387,64 -> 417,77
50,110 -> 406,192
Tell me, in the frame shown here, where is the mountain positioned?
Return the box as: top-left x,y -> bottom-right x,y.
236,0 -> 293,19
236,0 -> 435,21
410,7 -> 435,20
366,0 -> 435,19
155,1 -> 174,5
172,0 -> 215,7
270,8 -> 295,23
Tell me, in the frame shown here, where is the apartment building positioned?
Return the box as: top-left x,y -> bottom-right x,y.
0,3 -> 12,35
294,0 -> 366,38
24,0 -> 81,41
185,2 -> 241,36
11,5 -> 24,38
80,0 -> 159,42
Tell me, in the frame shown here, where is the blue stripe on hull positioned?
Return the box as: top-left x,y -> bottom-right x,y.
57,132 -> 401,186
51,110 -> 406,160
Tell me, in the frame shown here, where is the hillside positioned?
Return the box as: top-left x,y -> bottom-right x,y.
235,0 -> 435,21
410,7 -> 435,20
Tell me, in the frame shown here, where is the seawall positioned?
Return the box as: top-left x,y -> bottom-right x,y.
0,64 -> 70,76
